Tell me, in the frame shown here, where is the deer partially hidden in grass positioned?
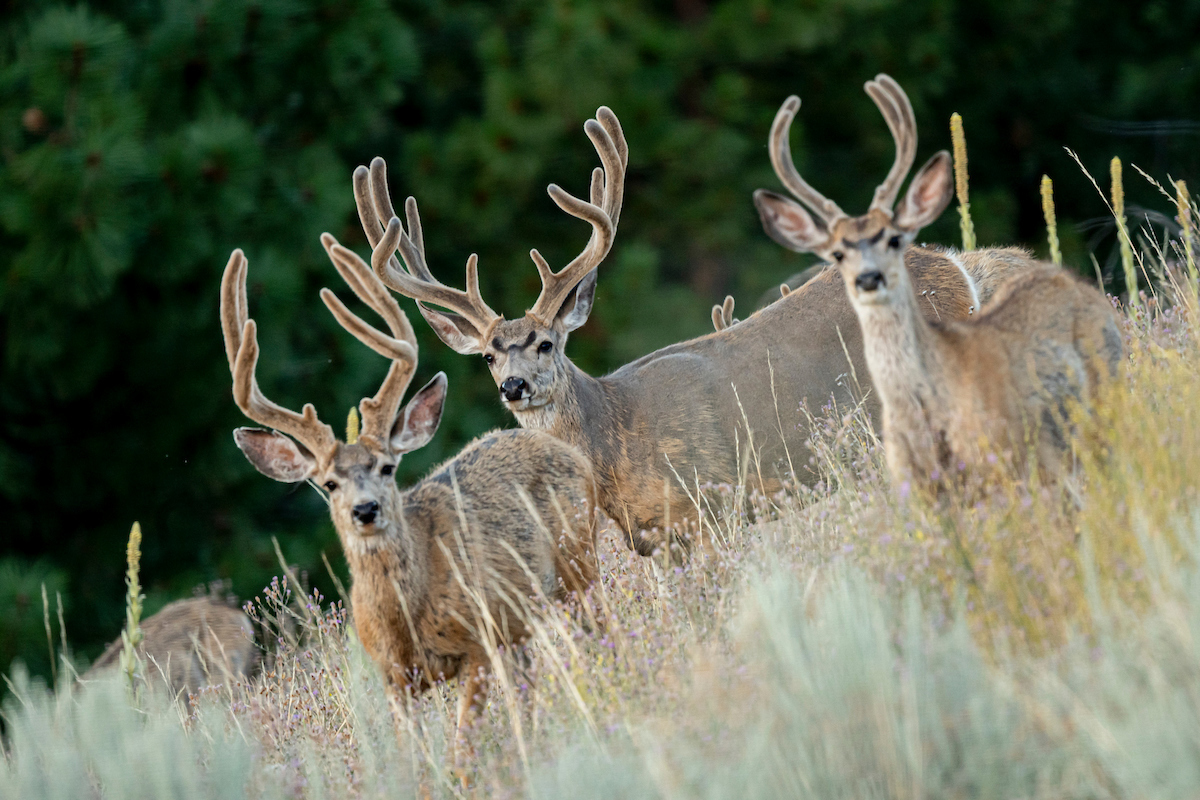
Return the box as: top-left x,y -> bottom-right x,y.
85,596 -> 258,698
220,238 -> 598,744
351,105 -> 1010,558
753,75 -> 1124,490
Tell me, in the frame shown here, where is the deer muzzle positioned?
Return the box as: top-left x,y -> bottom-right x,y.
501,376 -> 530,402
855,270 -> 887,292
352,500 -> 380,526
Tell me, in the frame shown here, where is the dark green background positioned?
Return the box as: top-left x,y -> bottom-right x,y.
2,0 -> 1197,679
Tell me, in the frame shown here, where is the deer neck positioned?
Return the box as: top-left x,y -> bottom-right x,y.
341,505 -> 429,669
512,359 -> 601,443
852,263 -> 949,428
512,359 -> 631,520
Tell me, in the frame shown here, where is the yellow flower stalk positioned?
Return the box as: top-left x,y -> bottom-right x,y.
1177,180 -> 1196,294
1040,175 -> 1062,265
120,521 -> 145,691
346,407 -> 361,445
1110,157 -> 1137,309
950,113 -> 976,252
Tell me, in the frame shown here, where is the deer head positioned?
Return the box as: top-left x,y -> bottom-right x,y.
349,108 -> 627,427
753,74 -> 954,310
220,240 -> 447,554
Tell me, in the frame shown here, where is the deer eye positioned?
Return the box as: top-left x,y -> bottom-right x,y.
380,464 -> 394,476
888,235 -> 902,249
832,251 -> 845,262
538,340 -> 553,353
323,480 -> 338,492
483,353 -> 495,365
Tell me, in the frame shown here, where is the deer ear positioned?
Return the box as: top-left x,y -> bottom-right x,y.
753,190 -> 830,253
233,428 -> 317,483
893,151 -> 954,232
416,303 -> 483,355
390,372 -> 447,454
556,269 -> 597,332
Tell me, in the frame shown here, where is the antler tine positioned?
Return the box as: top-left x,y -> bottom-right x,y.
320,232 -> 419,446
220,250 -> 249,371
363,158 -> 442,286
711,295 -> 738,332
219,250 -> 336,457
320,232 -> 417,348
595,106 -> 627,227
768,95 -> 846,226
866,74 -> 918,214
354,159 -> 439,291
369,216 -> 500,335
527,108 -> 628,324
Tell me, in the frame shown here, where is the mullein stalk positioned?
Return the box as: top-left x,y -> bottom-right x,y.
346,406 -> 361,445
1040,175 -> 1062,265
950,113 -> 976,252
1110,157 -> 1138,310
119,521 -> 145,694
1177,180 -> 1196,308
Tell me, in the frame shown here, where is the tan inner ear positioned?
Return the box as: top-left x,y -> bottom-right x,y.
894,153 -> 954,231
755,191 -> 830,253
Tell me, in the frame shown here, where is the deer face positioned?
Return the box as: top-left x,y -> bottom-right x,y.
418,270 -> 596,427
318,443 -> 405,545
822,213 -> 917,308
232,374 -> 448,553
754,151 -> 953,311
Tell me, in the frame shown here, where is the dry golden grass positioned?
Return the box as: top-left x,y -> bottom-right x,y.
6,179 -> 1200,798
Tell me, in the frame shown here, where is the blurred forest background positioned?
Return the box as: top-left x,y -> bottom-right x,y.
1,0 -> 1197,680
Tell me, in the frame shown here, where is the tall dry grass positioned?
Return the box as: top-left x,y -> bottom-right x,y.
3,171 -> 1200,799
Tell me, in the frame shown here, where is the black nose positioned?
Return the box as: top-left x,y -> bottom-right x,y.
500,377 -> 529,402
352,501 -> 379,525
855,270 -> 886,292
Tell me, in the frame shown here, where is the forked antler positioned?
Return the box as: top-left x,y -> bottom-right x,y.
767,74 -> 919,225
864,74 -> 917,214
356,107 -> 627,329
711,295 -> 737,332
527,106 -> 627,324
355,158 -> 501,337
220,250 -> 337,458
320,233 -> 420,448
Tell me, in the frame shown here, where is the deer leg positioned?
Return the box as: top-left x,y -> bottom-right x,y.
453,660 -> 489,763
384,674 -> 410,753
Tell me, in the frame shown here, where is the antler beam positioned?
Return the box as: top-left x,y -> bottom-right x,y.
767,96 -> 846,227
865,74 -> 918,215
320,233 -> 420,447
528,107 -> 628,324
219,250 -> 337,458
354,158 -> 501,336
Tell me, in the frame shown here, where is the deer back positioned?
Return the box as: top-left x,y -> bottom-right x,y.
86,597 -> 257,696
568,245 -> 978,549
928,266 -> 1123,467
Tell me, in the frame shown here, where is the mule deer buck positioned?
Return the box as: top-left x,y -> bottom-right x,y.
353,106 -> 999,558
754,75 -> 1123,490
220,239 -> 598,742
85,596 -> 258,697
